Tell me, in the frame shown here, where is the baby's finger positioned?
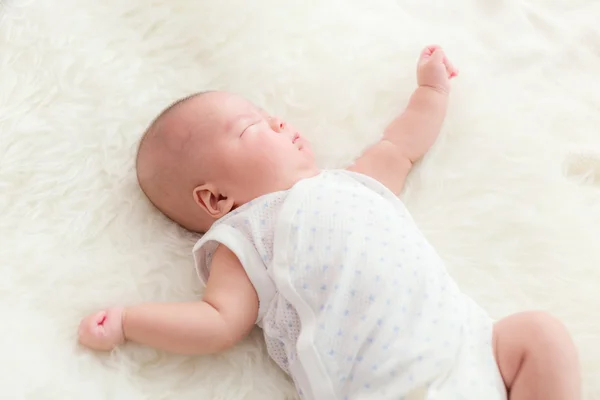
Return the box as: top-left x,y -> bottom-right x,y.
442,55 -> 458,78
419,44 -> 440,63
430,48 -> 445,63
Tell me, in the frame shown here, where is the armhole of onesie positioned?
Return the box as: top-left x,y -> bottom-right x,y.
192,224 -> 276,325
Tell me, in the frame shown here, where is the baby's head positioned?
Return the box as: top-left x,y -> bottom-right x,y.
136,91 -> 318,233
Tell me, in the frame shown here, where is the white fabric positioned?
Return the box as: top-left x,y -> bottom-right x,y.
3,1 -> 600,399
193,170 -> 507,399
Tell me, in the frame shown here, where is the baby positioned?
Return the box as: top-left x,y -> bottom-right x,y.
79,46 -> 581,399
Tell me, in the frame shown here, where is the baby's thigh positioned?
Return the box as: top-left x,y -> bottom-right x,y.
492,311 -> 574,387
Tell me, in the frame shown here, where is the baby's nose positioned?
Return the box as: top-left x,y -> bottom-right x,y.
271,118 -> 286,133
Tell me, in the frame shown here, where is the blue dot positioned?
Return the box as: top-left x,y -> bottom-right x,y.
377,319 -> 383,326
308,246 -> 314,252
322,265 -> 329,271
319,304 -> 325,311
372,364 -> 378,371
260,219 -> 266,225
350,290 -> 356,297
353,334 -> 359,341
364,383 -> 371,389
302,283 -> 309,290
321,284 -> 327,291
356,355 -> 363,362
311,227 -> 316,233
329,349 -> 335,356
367,337 -> 374,343
337,329 -> 343,336
368,295 -> 375,303
344,309 -> 349,317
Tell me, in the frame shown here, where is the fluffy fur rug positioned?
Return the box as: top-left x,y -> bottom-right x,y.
1,0 -> 600,398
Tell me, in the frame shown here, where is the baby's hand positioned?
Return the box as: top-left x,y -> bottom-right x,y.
417,45 -> 458,93
78,307 -> 125,351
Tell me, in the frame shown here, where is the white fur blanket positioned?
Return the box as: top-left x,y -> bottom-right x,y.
1,0 -> 599,398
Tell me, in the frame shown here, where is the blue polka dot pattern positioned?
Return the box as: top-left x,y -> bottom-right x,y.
193,170 -> 507,400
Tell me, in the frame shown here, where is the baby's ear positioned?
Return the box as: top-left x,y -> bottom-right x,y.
193,184 -> 235,218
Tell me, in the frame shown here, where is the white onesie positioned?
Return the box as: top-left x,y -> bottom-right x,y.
193,170 -> 507,400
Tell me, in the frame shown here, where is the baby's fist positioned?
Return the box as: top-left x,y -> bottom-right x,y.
78,307 -> 125,351
417,45 -> 458,93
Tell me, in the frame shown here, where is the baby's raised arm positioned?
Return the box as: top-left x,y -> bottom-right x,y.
348,45 -> 458,194
78,245 -> 258,354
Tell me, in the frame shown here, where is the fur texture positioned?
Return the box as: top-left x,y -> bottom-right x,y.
1,0 -> 600,398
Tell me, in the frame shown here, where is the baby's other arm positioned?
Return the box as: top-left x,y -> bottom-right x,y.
348,45 -> 458,195
78,245 -> 258,354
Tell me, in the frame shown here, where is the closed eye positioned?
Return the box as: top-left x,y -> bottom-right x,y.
240,122 -> 257,137
240,120 -> 265,137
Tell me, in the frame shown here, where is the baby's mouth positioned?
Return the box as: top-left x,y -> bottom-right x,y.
292,133 -> 300,144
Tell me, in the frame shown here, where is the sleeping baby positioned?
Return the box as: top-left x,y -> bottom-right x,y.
78,45 -> 581,399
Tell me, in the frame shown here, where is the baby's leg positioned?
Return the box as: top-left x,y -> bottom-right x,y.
493,311 -> 581,400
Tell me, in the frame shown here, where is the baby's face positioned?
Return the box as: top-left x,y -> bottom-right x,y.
199,92 -> 319,206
